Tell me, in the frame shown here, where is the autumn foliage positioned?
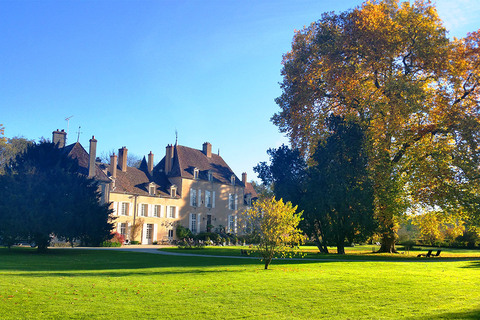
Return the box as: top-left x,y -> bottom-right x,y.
274,0 -> 480,252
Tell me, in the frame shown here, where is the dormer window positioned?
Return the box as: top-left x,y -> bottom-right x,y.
208,171 -> 213,182
170,185 -> 177,198
149,183 -> 156,196
193,168 -> 199,180
231,175 -> 235,186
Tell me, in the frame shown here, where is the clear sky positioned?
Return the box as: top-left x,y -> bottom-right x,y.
1,0 -> 479,182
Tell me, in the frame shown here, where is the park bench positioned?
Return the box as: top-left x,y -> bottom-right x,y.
417,250 -> 441,257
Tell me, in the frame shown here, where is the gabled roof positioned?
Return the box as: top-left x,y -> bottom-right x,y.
110,166 -> 174,197
155,145 -> 244,187
63,142 -> 110,182
244,182 -> 258,199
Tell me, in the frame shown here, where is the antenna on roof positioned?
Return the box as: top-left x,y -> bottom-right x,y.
65,115 -> 73,143
175,129 -> 178,146
76,126 -> 82,142
218,148 -> 220,156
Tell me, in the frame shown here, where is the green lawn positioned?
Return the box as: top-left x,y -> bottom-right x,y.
1,247 -> 479,319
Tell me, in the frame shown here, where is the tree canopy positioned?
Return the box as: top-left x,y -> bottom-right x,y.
0,142 -> 113,251
242,197 -> 304,269
273,0 -> 480,252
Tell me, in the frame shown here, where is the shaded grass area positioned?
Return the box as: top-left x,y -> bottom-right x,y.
160,245 -> 480,261
0,247 -> 479,319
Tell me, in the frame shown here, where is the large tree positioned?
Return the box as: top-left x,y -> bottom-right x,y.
273,0 -> 480,252
0,142 -> 113,251
306,116 -> 376,254
0,136 -> 33,174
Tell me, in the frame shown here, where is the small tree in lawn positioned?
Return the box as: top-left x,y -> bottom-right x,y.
242,197 -> 305,269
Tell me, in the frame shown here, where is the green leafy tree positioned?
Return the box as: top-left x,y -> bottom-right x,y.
273,0 -> 480,252
305,116 -> 376,254
0,136 -> 33,174
254,145 -> 307,206
242,197 -> 305,269
0,142 -> 113,251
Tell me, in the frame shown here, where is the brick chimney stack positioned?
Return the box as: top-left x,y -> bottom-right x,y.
148,151 -> 154,175
88,136 -> 97,178
203,142 -> 212,158
52,129 -> 67,148
118,147 -> 128,172
242,172 -> 247,186
165,144 -> 174,174
110,153 -> 117,179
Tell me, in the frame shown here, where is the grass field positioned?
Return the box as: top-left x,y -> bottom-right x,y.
1,247 -> 480,319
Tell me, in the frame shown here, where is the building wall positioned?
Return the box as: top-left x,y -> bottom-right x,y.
110,192 -> 180,244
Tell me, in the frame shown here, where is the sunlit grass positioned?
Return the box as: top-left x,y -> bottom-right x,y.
0,247 -> 479,319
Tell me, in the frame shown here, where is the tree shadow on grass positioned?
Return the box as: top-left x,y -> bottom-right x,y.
460,261 -> 480,268
0,247 -> 328,275
409,308 -> 480,320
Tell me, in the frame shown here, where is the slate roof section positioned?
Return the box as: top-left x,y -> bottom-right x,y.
110,167 -> 173,197
244,182 -> 258,199
155,145 -> 245,187
63,142 -> 110,182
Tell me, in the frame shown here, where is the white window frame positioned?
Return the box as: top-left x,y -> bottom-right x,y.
168,206 -> 176,219
120,202 -> 129,216
170,185 -> 177,198
205,190 -> 211,208
229,193 -> 235,210
193,168 -> 199,180
190,189 -> 197,207
190,213 -> 197,233
153,205 -> 161,218
139,203 -> 148,217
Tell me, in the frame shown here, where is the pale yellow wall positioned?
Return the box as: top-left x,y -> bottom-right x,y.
110,192 -> 181,244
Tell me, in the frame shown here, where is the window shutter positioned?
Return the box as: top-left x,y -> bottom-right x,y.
166,206 -> 169,218
212,191 -> 215,208
153,224 -> 158,242
198,190 -> 202,206
117,223 -> 121,234
190,189 -> 193,206
113,202 -> 118,216
142,224 -> 147,244
189,213 -> 193,232
234,215 -> 237,233
235,194 -> 238,210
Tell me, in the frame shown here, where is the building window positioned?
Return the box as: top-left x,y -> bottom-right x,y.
191,213 -> 197,233
121,202 -> 129,216
231,175 -> 235,185
208,171 -> 213,182
229,194 -> 235,210
120,223 -> 127,237
168,229 -> 174,239
205,190 -> 212,208
228,215 -> 236,233
153,205 -> 161,218
170,185 -> 177,198
140,204 -> 148,217
169,206 -> 176,218
191,189 -> 197,207
193,168 -> 199,179
146,224 -> 153,240
149,184 -> 156,196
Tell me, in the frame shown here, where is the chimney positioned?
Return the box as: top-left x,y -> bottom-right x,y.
118,146 -> 128,172
242,172 -> 247,186
88,136 -> 97,178
110,153 -> 117,179
202,142 -> 212,158
165,144 -> 174,174
148,151 -> 154,175
52,129 -> 66,148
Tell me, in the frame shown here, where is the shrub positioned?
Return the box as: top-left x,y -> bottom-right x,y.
130,240 -> 140,245
176,225 -> 193,239
101,241 -> 122,247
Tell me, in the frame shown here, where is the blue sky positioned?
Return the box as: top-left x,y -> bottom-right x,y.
1,0 -> 479,181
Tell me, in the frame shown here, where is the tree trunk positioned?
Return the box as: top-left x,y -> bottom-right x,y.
314,230 -> 329,254
378,233 -> 397,253
337,244 -> 345,255
264,258 -> 272,269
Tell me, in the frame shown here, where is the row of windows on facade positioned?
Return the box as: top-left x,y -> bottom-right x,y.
114,202 -> 177,219
190,189 -> 238,210
148,184 -> 177,197
192,168 -> 236,186
188,213 -> 238,234
118,222 -> 174,241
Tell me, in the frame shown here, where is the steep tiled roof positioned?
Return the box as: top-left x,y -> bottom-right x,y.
63,142 -> 110,182
155,145 -> 244,187
244,182 -> 258,199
